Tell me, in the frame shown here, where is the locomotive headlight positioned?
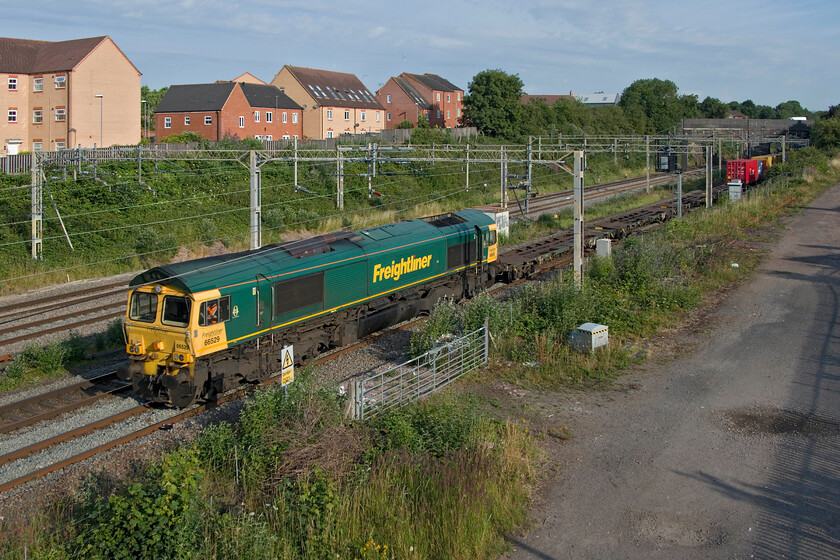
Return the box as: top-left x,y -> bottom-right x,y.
173,353 -> 190,363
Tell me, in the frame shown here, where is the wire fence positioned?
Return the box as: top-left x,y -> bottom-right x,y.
352,321 -> 489,421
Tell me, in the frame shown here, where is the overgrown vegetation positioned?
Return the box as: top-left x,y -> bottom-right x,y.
2,372 -> 536,559
0,319 -> 124,391
412,148 -> 840,388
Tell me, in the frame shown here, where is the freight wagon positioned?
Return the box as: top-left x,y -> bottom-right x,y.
726,159 -> 761,186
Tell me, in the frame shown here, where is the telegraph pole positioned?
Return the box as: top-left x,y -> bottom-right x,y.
705,145 -> 713,209
249,150 -> 261,250
30,153 -> 43,260
500,145 -> 508,209
465,144 -> 470,191
645,135 -> 650,192
573,150 -> 584,289
526,138 -> 533,214
336,147 -> 344,210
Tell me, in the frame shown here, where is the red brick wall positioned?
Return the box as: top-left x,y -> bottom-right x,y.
401,75 -> 463,129
155,84 -> 303,141
376,79 -> 427,129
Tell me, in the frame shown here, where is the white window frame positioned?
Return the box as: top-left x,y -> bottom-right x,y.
436,93 -> 440,101
55,141 -> 66,150
387,112 -> 391,121
184,116 -> 190,125
282,134 -> 290,139
205,116 -> 212,125
326,130 -> 334,138
293,135 -> 298,139
436,110 -> 441,118
266,111 -> 272,123
54,75 -> 66,89
344,110 -> 350,120
447,110 -> 450,119
361,111 -> 366,122
457,108 -> 461,117
164,116 -> 171,128
266,135 -> 272,141
282,112 -> 287,123
387,94 -> 391,103
292,113 -> 298,123
7,109 -> 17,123
447,94 -> 450,102
255,135 -> 262,140
8,77 -> 17,90
375,112 -> 380,122
33,78 -> 43,92
255,111 -> 260,123
33,109 -> 43,124
327,109 -> 333,120
55,108 -> 66,122
239,116 -> 245,128
457,92 -> 461,101
33,142 -> 43,152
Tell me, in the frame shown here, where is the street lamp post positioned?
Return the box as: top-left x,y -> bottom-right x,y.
141,99 -> 148,142
95,94 -> 103,147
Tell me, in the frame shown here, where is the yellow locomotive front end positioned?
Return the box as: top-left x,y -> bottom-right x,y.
118,283 -> 200,406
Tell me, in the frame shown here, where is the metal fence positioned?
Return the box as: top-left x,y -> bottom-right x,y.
352,322 -> 489,421
0,153 -> 32,174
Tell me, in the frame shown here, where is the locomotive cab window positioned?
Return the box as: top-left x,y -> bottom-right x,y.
484,229 -> 497,246
129,292 -> 158,323
199,296 -> 231,326
162,296 -> 191,328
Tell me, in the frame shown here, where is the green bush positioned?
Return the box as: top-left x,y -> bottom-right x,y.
74,448 -> 204,560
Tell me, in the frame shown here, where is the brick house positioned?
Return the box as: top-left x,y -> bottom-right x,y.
378,73 -> 463,129
270,66 -> 384,139
0,35 -> 141,153
155,82 -> 302,141
376,77 -> 433,129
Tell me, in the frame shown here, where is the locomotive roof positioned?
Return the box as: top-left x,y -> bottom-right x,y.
130,209 -> 493,295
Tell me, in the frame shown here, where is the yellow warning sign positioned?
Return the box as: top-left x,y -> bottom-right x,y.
281,345 -> 294,386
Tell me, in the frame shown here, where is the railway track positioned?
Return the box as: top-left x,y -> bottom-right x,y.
0,180 -> 727,496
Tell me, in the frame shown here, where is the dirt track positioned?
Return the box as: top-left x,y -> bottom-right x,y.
502,182 -> 840,559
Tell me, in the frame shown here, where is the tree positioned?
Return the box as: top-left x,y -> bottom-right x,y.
618,78 -> 695,134
699,96 -> 728,118
812,107 -> 840,150
141,85 -> 168,131
775,100 -> 808,119
461,69 -> 525,139
395,119 -> 415,129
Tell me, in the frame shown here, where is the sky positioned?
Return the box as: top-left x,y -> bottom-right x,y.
5,0 -> 839,111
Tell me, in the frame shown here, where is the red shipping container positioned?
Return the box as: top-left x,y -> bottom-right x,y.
726,159 -> 760,185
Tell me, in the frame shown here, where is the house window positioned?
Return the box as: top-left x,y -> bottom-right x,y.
375,112 -> 380,122
205,116 -> 212,125
344,110 -> 350,120
386,94 -> 391,103
326,131 -> 334,138
292,113 -> 298,123
282,112 -> 287,123
33,109 -> 43,124
55,141 -> 66,150
33,142 -> 42,152
33,78 -> 43,92
327,109 -> 333,120
387,112 -> 391,121
282,134 -> 290,139
266,111 -> 272,123
265,135 -> 272,141
255,111 -> 260,123
255,135 -> 262,140
239,116 -> 245,128
447,94 -> 451,102
436,93 -> 440,101
8,77 -> 17,90
457,108 -> 461,117
54,75 -> 66,88
184,116 -> 190,125
293,135 -> 298,139
7,110 -> 17,123
55,108 -> 66,121
457,92 -> 461,101
164,116 -> 171,128
436,110 -> 441,118
447,110 -> 450,119
361,111 -> 366,121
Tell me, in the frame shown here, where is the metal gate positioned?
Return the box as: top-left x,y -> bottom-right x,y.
352,321 -> 489,420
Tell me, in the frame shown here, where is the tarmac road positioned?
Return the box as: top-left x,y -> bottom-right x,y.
505,182 -> 840,559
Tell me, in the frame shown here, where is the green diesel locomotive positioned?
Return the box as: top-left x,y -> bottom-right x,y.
118,209 -> 498,406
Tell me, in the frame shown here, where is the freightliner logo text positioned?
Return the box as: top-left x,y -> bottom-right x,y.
372,254 -> 433,283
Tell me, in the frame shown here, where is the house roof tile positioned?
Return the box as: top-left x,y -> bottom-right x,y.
0,36 -> 110,73
402,73 -> 461,92
156,83 -> 238,113
284,66 -> 383,109
392,77 -> 432,109
240,83 -> 301,110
